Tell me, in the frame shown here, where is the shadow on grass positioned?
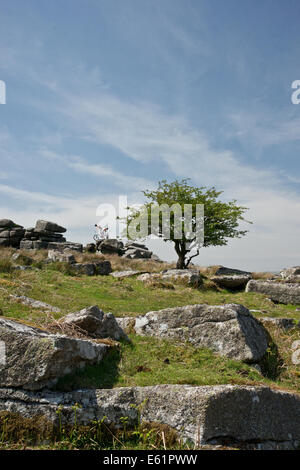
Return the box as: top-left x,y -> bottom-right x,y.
53,340 -> 134,392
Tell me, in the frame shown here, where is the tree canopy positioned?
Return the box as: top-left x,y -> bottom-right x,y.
124,179 -> 251,269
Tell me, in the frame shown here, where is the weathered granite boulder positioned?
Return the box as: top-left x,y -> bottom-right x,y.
61,306 -> 129,341
115,316 -> 136,333
0,318 -> 110,390
99,239 -> 124,255
35,220 -> 66,233
110,270 -> 141,279
48,249 -> 75,264
85,243 -> 96,253
246,280 -> 300,305
9,294 -> 61,313
123,247 -> 152,259
48,242 -> 83,252
73,260 -> 112,276
122,242 -> 153,259
134,304 -> 269,363
0,219 -> 19,229
93,260 -> 112,275
214,266 -> 251,276
211,274 -> 251,290
214,266 -> 252,276
73,263 -> 96,276
0,220 -> 25,248
0,385 -> 299,449
280,266 -> 300,279
138,269 -> 203,288
259,317 -> 297,331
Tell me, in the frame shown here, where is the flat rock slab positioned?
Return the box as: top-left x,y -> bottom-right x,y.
214,266 -> 252,276
35,220 -> 66,233
246,280 -> 300,305
134,303 -> 268,363
110,270 -> 142,279
0,384 -> 299,449
211,274 -> 251,290
138,269 -> 203,288
9,295 -> 61,313
0,318 -> 110,390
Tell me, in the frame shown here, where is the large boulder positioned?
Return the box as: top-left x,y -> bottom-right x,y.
246,280 -> 300,305
134,303 -> 269,363
0,318 -> 111,390
0,385 -> 299,449
73,260 -> 112,276
35,220 -> 66,233
61,306 -> 129,341
48,249 -> 75,264
211,274 -> 251,290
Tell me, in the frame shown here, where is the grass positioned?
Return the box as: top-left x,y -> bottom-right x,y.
0,247 -> 299,392
0,410 -> 187,450
0,246 -> 300,450
54,334 -> 266,392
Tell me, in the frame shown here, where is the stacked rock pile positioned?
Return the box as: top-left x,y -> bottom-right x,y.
20,220 -> 67,250
97,239 -> 162,261
0,219 -> 25,247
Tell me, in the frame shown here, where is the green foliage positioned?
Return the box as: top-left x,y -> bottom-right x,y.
124,179 -> 251,268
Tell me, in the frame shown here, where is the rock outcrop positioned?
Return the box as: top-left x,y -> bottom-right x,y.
214,266 -> 252,276
110,270 -> 142,279
20,220 -> 67,250
280,266 -> 300,283
60,306 -> 128,341
211,274 -> 252,290
123,242 -> 152,259
9,295 -> 61,313
0,384 -> 299,449
120,303 -> 269,363
98,239 -> 125,255
246,280 -> 300,305
73,260 -> 112,276
0,219 -> 25,248
0,318 -> 111,390
97,239 -> 162,261
48,249 -> 76,264
138,269 -> 203,288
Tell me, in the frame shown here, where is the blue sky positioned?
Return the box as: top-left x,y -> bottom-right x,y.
0,0 -> 300,270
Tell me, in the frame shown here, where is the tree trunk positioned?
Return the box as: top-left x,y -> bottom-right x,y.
176,254 -> 186,269
175,241 -> 187,269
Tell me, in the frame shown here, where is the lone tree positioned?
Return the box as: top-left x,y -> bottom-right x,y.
124,179 -> 251,269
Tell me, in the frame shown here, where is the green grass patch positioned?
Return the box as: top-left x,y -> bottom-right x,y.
55,335 -> 266,392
